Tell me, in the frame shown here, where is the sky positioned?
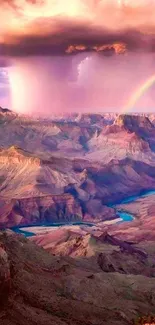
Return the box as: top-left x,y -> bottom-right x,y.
1,0 -> 155,115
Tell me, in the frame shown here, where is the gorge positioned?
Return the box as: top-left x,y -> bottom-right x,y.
12,188 -> 155,237
1,110 -> 155,325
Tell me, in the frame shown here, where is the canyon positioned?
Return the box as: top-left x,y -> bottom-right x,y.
1,108 -> 155,324
1,229 -> 155,325
0,109 -> 155,229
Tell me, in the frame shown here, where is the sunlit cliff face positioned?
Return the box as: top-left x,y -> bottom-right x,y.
1,0 -> 155,115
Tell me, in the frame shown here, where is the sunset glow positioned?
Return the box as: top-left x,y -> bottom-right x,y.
1,0 -> 155,43
1,0 -> 155,114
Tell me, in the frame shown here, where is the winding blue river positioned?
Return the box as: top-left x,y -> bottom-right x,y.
113,189 -> 155,222
116,211 -> 133,222
111,189 -> 155,206
14,229 -> 36,237
12,189 -> 155,237
12,222 -> 94,237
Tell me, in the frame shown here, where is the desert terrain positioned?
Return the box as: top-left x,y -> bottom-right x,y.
1,108 -> 155,324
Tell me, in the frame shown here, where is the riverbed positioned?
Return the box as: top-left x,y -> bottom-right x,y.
114,189 -> 155,221
12,222 -> 95,237
12,189 -> 155,237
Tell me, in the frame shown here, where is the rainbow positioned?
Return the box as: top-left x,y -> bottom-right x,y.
123,75 -> 155,112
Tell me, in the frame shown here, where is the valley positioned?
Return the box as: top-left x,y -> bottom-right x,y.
13,188 -> 155,237
2,229 -> 155,325
1,108 -> 155,324
0,109 -> 155,230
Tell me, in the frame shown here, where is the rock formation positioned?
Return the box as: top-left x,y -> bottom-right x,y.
0,230 -> 155,325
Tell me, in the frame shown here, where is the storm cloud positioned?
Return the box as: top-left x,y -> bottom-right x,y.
1,1 -> 155,115
1,0 -> 155,57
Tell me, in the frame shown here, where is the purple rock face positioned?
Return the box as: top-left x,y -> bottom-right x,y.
0,113 -> 155,228
0,244 -> 10,306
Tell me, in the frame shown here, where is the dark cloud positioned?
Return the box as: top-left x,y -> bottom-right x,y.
1,0 -> 155,59
1,0 -> 155,115
0,27 -> 155,57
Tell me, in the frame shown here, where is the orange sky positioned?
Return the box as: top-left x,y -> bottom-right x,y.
1,0 -> 155,50
1,0 -> 155,114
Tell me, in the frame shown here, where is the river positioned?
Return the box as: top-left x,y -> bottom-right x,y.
12,222 -> 94,237
113,189 -> 155,222
12,189 -> 155,237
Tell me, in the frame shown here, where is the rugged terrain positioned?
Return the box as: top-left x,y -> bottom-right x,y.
0,108 -> 155,163
1,146 -> 155,227
109,193 -> 155,243
0,109 -> 155,227
1,230 -> 155,325
1,109 -> 155,324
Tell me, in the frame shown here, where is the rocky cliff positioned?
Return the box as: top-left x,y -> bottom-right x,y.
0,112 -> 155,227
1,144 -> 155,227
0,194 -> 83,228
1,230 -> 155,325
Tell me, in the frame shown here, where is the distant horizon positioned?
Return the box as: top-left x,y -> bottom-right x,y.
1,105 -> 155,117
